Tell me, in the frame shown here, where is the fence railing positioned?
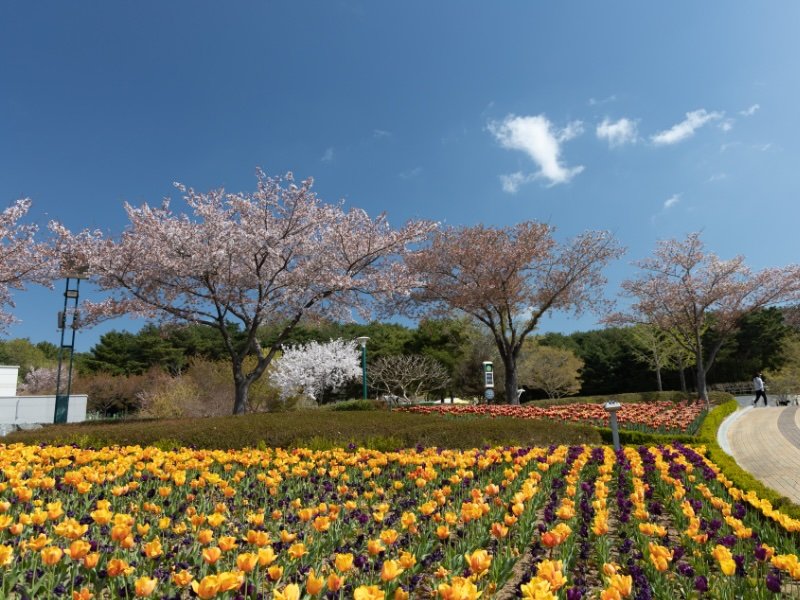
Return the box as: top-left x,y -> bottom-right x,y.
709,382 -> 754,395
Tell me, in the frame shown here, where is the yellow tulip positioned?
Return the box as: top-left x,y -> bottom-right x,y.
438,577 -> 482,600
353,585 -> 385,600
273,583 -> 301,600
236,552 -> 258,573
217,571 -> 244,592
288,542 -> 307,559
134,576 -> 158,597
191,575 -> 221,599
0,544 -> 13,566
381,559 -> 405,582
268,565 -> 284,581
335,552 -> 354,572
535,559 -> 566,591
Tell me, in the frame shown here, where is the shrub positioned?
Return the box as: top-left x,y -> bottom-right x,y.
327,399 -> 379,411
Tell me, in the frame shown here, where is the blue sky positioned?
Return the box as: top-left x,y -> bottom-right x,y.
2,1 -> 799,351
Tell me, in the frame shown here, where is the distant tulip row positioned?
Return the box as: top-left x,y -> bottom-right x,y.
0,441 -> 798,598
397,401 -> 706,434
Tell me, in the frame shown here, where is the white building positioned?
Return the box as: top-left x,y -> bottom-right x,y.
0,365 -> 88,426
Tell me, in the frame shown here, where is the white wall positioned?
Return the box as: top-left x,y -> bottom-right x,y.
0,366 -> 19,396
0,395 -> 88,425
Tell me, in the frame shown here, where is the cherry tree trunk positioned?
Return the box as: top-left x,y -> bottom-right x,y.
655,368 -> 663,392
695,363 -> 709,406
504,358 -> 520,405
233,377 -> 251,415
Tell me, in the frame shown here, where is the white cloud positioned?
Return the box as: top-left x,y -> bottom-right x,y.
719,119 -> 734,132
596,117 -> 638,147
499,172 -> 536,194
373,129 -> 392,139
321,147 -> 334,162
399,167 -> 422,179
488,114 -> 585,188
740,104 -> 760,116
707,173 -> 727,182
663,194 -> 681,209
588,95 -> 617,106
651,109 -> 724,145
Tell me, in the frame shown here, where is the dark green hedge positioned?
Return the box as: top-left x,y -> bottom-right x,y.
4,410 -> 601,451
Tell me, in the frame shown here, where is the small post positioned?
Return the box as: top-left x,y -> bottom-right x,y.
604,401 -> 622,451
356,336 -> 370,401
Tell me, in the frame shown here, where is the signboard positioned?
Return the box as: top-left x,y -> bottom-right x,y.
482,361 -> 494,388
484,388 -> 495,402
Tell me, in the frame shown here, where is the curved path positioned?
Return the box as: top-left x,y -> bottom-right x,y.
720,396 -> 800,503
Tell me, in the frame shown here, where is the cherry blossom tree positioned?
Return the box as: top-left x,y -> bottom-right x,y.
53,171 -> 436,414
611,233 -> 800,404
0,199 -> 54,330
270,339 -> 362,403
407,222 -> 624,404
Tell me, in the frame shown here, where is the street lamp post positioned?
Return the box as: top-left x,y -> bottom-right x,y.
54,271 -> 86,423
356,336 -> 370,400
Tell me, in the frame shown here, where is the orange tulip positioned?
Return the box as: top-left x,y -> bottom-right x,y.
107,558 -> 134,577
72,588 -> 93,600
41,546 -> 63,566
327,573 -> 345,592
172,569 -> 194,587
306,569 -> 325,595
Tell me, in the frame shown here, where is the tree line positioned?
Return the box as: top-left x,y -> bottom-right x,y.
2,171 -> 800,414
3,305 -> 795,413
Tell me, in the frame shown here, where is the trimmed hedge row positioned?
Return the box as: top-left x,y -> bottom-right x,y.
3,410 -> 602,450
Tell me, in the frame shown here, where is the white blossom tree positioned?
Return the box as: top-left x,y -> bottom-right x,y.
270,338 -> 362,403
0,199 -> 54,330
17,366 -> 58,395
53,171 -> 436,414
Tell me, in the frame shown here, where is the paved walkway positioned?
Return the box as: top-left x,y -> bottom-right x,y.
720,395 -> 800,503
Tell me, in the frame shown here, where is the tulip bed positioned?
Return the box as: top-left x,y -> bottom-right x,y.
396,402 -> 707,435
1,442 -> 800,599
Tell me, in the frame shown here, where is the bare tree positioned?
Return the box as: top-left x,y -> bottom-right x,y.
518,342 -> 583,399
369,355 -> 450,401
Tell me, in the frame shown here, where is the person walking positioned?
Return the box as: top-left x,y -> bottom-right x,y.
753,373 -> 768,406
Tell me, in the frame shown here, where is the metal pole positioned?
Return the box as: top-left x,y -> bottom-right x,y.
54,278 -> 70,423
65,279 -> 80,403
609,411 -> 620,451
54,277 -> 81,423
361,344 -> 367,400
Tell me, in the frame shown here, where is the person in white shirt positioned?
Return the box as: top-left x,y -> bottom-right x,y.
753,373 -> 768,406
